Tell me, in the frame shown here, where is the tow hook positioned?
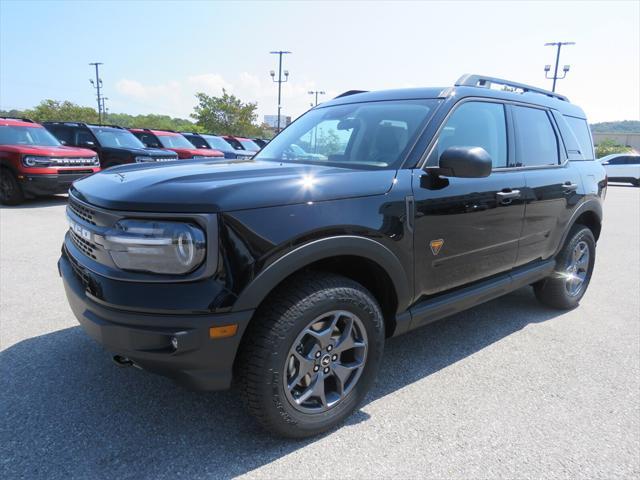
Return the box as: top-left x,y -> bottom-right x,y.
112,355 -> 134,368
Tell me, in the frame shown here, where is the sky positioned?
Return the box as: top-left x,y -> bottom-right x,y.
1,0 -> 639,124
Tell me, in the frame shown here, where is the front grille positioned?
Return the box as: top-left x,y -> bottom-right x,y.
69,199 -> 96,225
70,230 -> 97,260
51,157 -> 98,167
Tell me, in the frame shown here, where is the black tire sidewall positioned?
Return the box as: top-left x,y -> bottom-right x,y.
262,284 -> 384,437
0,168 -> 24,205
536,226 -> 596,309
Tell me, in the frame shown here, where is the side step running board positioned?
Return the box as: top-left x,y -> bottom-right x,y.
401,260 -> 556,334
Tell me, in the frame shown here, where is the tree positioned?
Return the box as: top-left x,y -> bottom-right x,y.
105,112 -> 201,132
595,138 -> 632,158
191,89 -> 262,136
25,100 -> 99,123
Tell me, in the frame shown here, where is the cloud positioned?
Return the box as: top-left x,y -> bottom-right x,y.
187,74 -> 233,94
112,73 -> 330,120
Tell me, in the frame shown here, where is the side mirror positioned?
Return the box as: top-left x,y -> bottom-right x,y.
436,146 -> 492,178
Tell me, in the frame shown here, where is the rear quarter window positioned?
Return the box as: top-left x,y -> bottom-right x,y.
563,115 -> 595,160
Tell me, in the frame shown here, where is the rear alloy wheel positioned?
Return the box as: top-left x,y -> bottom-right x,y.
534,225 -> 596,309
0,169 -> 24,205
237,272 -> 384,438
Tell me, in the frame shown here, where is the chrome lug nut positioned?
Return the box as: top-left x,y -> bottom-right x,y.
327,345 -> 333,352
323,367 -> 330,374
313,365 -> 319,372
315,351 -> 321,358
332,354 -> 338,361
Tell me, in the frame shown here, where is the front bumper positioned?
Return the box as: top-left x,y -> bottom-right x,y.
59,249 -> 254,391
20,172 -> 95,196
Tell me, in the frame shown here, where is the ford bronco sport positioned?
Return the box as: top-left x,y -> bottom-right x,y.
0,117 -> 99,205
59,75 -> 606,438
129,128 -> 224,160
43,122 -> 178,168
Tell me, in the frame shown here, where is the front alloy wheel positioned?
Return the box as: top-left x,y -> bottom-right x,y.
285,310 -> 368,413
237,272 -> 384,438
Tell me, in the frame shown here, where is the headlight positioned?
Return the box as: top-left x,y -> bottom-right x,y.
134,156 -> 155,163
90,156 -> 100,166
103,220 -> 206,274
22,155 -> 51,167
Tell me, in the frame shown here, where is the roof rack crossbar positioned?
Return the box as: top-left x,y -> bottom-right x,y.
455,74 -> 568,102
334,90 -> 368,99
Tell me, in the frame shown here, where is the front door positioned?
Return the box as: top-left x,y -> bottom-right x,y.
412,100 -> 526,298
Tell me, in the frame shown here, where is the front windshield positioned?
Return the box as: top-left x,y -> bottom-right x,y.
158,134 -> 196,149
0,126 -> 61,147
255,99 -> 438,169
238,138 -> 261,151
202,135 -> 234,151
91,128 -> 146,149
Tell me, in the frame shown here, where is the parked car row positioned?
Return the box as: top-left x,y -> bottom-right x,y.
0,116 -> 270,204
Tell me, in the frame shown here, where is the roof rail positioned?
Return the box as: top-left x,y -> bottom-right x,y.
455,74 -> 568,102
334,90 -> 368,99
0,116 -> 35,123
41,121 -> 88,127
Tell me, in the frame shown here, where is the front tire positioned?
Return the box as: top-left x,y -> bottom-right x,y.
236,271 -> 385,438
0,168 -> 24,205
534,225 -> 596,309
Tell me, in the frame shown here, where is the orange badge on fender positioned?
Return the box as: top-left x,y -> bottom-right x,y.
430,239 -> 444,256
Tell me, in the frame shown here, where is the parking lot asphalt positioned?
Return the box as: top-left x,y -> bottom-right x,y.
1,185 -> 639,480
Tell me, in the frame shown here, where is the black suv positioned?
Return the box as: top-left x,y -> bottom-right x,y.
59,75 -> 606,438
43,122 -> 178,168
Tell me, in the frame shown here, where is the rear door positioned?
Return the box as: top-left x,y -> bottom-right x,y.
511,105 -> 584,266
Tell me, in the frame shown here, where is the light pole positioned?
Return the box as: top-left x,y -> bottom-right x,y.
544,42 -> 575,92
89,62 -> 104,124
308,90 -> 325,107
270,51 -> 291,132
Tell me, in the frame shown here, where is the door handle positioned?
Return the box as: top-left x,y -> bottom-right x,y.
496,189 -> 521,205
563,182 -> 579,193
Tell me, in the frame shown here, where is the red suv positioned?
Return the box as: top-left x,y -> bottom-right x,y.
0,118 -> 100,205
129,129 -> 224,159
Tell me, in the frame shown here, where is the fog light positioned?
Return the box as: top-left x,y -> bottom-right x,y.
170,336 -> 179,350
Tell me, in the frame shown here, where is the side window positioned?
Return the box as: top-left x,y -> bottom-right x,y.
189,136 -> 208,149
48,126 -> 73,145
75,129 -> 97,146
627,156 -> 640,165
134,133 -> 159,148
512,106 -> 559,167
563,115 -> 594,160
430,101 -> 507,168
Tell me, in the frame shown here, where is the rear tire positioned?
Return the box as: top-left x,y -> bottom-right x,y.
534,225 -> 596,309
236,271 -> 385,438
0,168 -> 24,205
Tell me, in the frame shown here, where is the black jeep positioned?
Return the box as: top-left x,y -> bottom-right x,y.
59,75 -> 606,438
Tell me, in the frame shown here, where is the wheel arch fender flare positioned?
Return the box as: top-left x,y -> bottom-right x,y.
231,235 -> 411,313
555,199 -> 603,256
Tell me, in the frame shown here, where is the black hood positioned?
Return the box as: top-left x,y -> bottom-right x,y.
72,158 -> 396,213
